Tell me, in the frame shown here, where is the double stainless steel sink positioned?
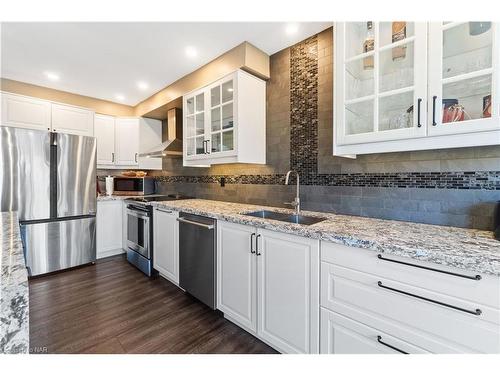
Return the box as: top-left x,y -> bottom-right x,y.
244,210 -> 327,226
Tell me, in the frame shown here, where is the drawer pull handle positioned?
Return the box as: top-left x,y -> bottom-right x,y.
377,254 -> 481,281
376,335 -> 408,354
377,281 -> 482,316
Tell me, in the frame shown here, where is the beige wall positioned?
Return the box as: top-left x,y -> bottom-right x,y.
0,78 -> 135,117
134,42 -> 270,117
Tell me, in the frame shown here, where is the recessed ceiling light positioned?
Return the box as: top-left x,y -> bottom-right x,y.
185,46 -> 198,58
137,81 -> 149,90
285,23 -> 299,35
44,71 -> 60,81
115,94 -> 125,102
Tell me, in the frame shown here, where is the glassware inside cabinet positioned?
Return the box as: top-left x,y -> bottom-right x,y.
442,22 -> 492,79
379,91 -> 414,131
379,41 -> 414,92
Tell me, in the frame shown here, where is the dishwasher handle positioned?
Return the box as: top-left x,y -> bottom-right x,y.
177,217 -> 215,230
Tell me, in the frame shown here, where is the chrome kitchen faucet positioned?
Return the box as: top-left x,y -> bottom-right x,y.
284,170 -> 300,215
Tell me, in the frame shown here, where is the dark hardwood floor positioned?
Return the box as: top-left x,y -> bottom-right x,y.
29,255 -> 277,354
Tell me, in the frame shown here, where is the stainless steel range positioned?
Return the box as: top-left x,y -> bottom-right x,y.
125,194 -> 191,276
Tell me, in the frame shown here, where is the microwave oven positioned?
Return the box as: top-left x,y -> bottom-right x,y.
113,177 -> 156,195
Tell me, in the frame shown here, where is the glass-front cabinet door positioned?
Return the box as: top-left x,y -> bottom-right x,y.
336,22 -> 428,145
208,76 -> 236,156
185,91 -> 207,158
428,22 -> 499,135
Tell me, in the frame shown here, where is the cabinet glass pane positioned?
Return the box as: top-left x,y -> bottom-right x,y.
379,22 -> 414,47
195,93 -> 204,112
379,91 -> 414,131
346,58 -> 374,100
443,22 -> 492,79
211,107 -> 221,132
222,130 -> 234,151
345,100 -> 374,135
186,97 -> 195,115
222,80 -> 233,103
211,133 -> 221,153
442,74 -> 492,124
186,138 -> 195,156
222,103 -> 234,129
196,113 -> 205,135
379,41 -> 414,92
186,115 -> 195,137
195,136 -> 205,155
211,86 -> 221,107
345,22 -> 375,59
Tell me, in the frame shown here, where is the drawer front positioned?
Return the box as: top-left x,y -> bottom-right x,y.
321,262 -> 500,353
321,241 -> 499,309
320,308 -> 429,354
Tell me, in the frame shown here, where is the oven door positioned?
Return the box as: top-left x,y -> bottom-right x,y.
126,205 -> 150,258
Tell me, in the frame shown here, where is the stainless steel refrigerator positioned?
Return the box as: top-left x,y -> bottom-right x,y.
0,126 -> 97,276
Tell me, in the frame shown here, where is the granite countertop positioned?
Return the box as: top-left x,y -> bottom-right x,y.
0,211 -> 29,354
97,194 -> 131,201
151,199 -> 500,277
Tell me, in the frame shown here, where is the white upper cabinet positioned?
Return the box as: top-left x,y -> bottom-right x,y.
94,114 -> 116,165
94,116 -> 162,170
428,22 -> 499,136
1,92 -> 94,136
183,70 -> 266,166
114,118 -> 139,166
51,103 -> 94,136
334,22 -> 500,156
1,92 -> 51,131
336,22 -> 428,146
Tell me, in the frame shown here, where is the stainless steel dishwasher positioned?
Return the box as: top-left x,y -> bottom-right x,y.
177,212 -> 217,309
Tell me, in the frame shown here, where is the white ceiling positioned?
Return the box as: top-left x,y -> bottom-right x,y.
1,22 -> 332,106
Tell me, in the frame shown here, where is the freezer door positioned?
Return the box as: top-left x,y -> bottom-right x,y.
56,132 -> 97,217
21,216 -> 96,276
0,126 -> 51,221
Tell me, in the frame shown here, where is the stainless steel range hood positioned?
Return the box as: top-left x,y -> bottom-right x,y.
139,108 -> 183,158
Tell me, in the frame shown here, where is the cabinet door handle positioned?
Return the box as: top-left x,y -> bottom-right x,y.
432,95 -> 437,126
206,139 -> 211,154
250,233 -> 256,254
135,153 -> 138,163
255,234 -> 261,256
377,336 -> 408,354
111,152 -> 115,163
417,98 -> 422,128
377,254 -> 481,280
377,281 -> 482,316
202,140 -> 207,154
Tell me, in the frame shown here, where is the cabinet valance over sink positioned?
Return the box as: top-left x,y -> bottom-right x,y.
334,22 -> 500,156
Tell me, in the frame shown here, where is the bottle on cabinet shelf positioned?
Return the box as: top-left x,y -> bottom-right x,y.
392,21 -> 407,60
363,21 -> 374,70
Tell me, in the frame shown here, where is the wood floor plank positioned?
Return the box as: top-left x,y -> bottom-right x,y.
29,255 -> 277,354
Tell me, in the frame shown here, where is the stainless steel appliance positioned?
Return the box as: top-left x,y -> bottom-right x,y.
0,126 -> 97,276
178,212 -> 217,309
125,194 -> 192,276
113,176 -> 155,196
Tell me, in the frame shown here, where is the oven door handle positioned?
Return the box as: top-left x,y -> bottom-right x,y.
177,217 -> 214,230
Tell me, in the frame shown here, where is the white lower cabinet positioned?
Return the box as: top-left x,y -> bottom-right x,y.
153,208 -> 179,284
96,200 -> 124,259
320,308 -> 429,354
217,221 -> 320,353
320,241 -> 500,354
